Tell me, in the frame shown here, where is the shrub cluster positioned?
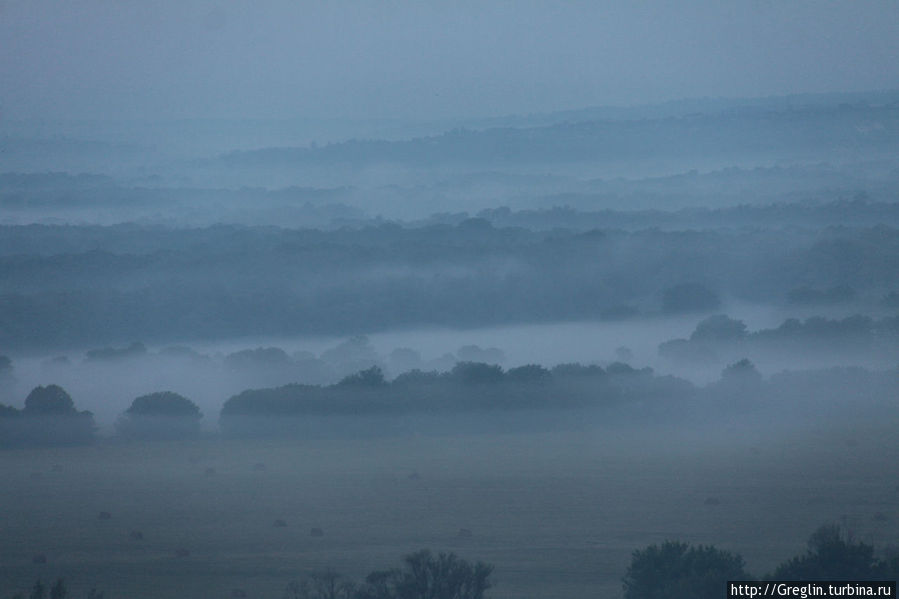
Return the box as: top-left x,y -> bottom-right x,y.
115,391 -> 202,440
623,525 -> 899,599
0,385 -> 95,447
0,386 -> 203,447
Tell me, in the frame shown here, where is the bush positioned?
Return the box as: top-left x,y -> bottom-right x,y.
2,385 -> 95,447
337,366 -> 387,388
720,359 -> 761,382
357,549 -> 493,599
283,570 -> 354,599
24,385 -> 78,415
690,315 -> 748,342
449,362 -> 504,385
623,540 -> 748,599
116,392 -> 201,440
125,391 -> 201,417
769,524 -> 892,580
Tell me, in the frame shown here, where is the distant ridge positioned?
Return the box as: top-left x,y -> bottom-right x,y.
219,99 -> 899,168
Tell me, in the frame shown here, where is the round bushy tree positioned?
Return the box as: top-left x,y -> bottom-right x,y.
24,384 -> 77,414
126,391 -> 201,417
18,385 -> 95,446
117,391 -> 201,439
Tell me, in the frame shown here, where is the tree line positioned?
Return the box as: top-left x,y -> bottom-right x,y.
2,357 -> 896,447
11,524 -> 898,598
2,220 -> 896,350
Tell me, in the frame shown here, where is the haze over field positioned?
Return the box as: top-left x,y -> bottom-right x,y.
1,2 -> 898,598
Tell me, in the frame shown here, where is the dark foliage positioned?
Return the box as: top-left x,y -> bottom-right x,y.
283,570 -> 354,599
337,366 -> 388,388
218,360 -> 699,436
689,315 -> 747,343
505,364 -> 552,383
660,314 -> 899,364
1,386 -> 95,448
448,362 -> 504,385
125,391 -> 201,417
24,385 -> 77,415
622,541 -> 749,599
769,524 -> 896,580
356,550 -> 492,599
116,391 -> 202,440
1,222 -> 896,350
718,359 -> 763,387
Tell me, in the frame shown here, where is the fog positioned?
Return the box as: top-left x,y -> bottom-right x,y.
2,3 -> 899,598
4,2 -> 899,122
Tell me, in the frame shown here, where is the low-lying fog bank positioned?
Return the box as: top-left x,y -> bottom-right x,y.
2,304 -> 896,431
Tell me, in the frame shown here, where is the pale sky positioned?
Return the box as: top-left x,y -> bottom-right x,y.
2,0 -> 898,121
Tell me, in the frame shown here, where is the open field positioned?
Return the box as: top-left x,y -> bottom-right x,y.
1,421 -> 897,599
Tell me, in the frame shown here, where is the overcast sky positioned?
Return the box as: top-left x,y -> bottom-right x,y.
2,0 -> 899,122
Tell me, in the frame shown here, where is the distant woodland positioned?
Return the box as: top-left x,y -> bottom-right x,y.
0,220 -> 896,350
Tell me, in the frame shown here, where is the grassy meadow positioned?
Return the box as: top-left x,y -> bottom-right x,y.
1,422 -> 897,599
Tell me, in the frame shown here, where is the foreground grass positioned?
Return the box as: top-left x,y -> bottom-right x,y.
0,422 -> 897,598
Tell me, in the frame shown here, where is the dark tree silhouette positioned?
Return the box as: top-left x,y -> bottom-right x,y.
116,391 -> 202,440
690,315 -> 748,342
357,550 -> 493,599
10,385 -> 95,446
337,366 -> 387,388
24,385 -> 77,415
769,524 -> 892,580
622,540 -> 748,599
283,570 -> 355,599
505,364 -> 552,383
449,362 -> 504,385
